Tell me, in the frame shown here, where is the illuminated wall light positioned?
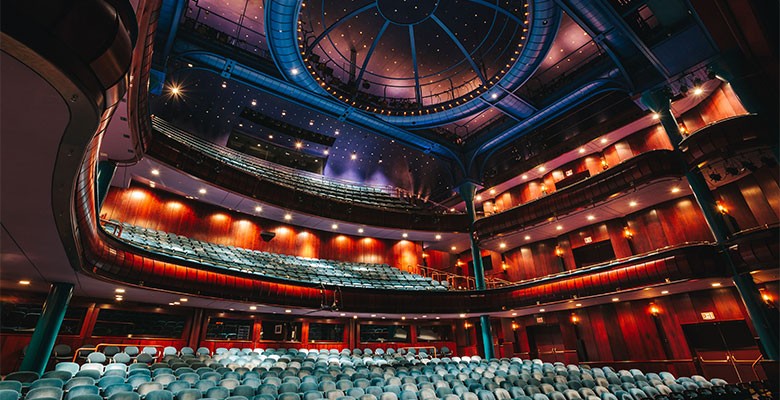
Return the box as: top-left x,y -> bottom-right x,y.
489,189 -> 496,195
401,316 -> 406,320
151,169 -> 160,176
511,321 -> 520,330
459,313 -> 466,318
18,280 -> 30,285
290,68 -> 299,75
600,138 -> 608,144
475,195 -> 482,201
130,190 -> 147,200
554,246 -> 564,257
570,314 -> 580,324
762,293 -> 772,302
623,227 -> 633,239
649,303 -> 660,316
295,142 -> 303,149
575,303 -> 582,307
716,201 -> 729,215
539,308 -> 546,312
353,315 -> 358,319
521,175 -> 528,179
173,301 -> 180,305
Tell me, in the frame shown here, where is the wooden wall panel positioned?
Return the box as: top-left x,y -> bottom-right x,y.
678,83 -> 748,133
102,186 -> 422,270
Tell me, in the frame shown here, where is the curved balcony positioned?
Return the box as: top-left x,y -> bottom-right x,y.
680,114 -> 769,167
727,224 -> 780,271
148,117 -> 469,231
474,150 -> 682,241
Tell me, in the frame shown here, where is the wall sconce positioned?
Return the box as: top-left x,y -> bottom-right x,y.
511,321 -> 519,331
501,254 -> 508,271
601,158 -> 609,170
649,303 -> 661,317
716,201 -> 729,215
623,226 -> 633,240
464,322 -> 473,329
678,122 -> 689,136
555,246 -> 565,258
570,314 -> 580,324
540,184 -> 548,195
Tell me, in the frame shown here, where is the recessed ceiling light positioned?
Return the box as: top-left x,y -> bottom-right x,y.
435,234 -> 441,240
358,228 -> 364,233
351,152 -> 357,160
511,312 -> 517,316
179,298 -> 188,302
323,150 -> 329,155
612,298 -> 619,302
671,187 -> 680,193
538,166 -> 546,172
451,246 -> 457,251
295,142 -> 303,149
490,93 -> 498,99
371,314 -> 376,317
281,110 -> 286,116
489,189 -> 496,195
331,224 -> 338,230
556,225 -> 563,230
334,129 -> 340,135
499,243 -> 506,249
459,313 -> 466,318
151,169 -> 160,176
284,213 -> 292,220
600,138 -> 608,144
661,290 -> 669,294
198,188 -> 207,194
290,68 -> 299,75
629,201 -> 637,207
255,206 -> 262,212
285,309 -> 292,313
251,100 -> 257,106
652,113 -> 660,120
340,313 -> 346,316
402,233 -> 408,238
578,148 -> 585,154
587,215 -> 595,221
693,87 -> 704,96
308,120 -> 314,126
524,235 -> 531,240
221,82 -> 227,88
711,282 -> 721,287
401,316 -> 406,320
522,175 -> 528,179
115,288 -> 125,293
249,306 -> 257,310
575,303 -> 582,307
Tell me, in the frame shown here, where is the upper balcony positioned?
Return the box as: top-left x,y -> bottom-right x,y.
148,117 -> 469,232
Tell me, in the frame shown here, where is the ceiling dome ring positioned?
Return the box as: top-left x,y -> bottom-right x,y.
266,0 -> 561,129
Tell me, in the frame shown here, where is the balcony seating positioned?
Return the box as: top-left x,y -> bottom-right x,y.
151,117 -> 436,212
4,348 -> 768,400
108,222 -> 446,291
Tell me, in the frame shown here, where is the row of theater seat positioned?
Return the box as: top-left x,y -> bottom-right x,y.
2,356 -> 773,400
111,222 -> 448,291
152,117 -> 426,211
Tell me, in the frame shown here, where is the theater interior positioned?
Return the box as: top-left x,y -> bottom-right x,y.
0,0 -> 778,400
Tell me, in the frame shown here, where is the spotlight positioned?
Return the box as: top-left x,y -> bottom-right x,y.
708,172 -> 722,182
741,160 -> 758,172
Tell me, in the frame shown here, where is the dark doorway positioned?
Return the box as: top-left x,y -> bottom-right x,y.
572,240 -> 616,268
682,320 -> 764,383
527,324 -> 567,362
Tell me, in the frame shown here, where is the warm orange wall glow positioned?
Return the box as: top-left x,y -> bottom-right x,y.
102,185 -> 423,269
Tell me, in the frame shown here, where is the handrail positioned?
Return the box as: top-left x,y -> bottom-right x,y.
72,343 -> 167,362
413,265 -> 513,291
399,346 -> 438,358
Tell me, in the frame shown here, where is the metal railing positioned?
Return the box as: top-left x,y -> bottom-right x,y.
72,343 -> 167,362
412,265 -> 513,291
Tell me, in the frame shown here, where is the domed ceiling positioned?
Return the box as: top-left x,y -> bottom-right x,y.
298,0 -> 530,114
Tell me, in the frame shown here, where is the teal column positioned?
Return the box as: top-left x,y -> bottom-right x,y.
458,181 -> 495,360
20,282 -> 74,374
642,90 -> 779,361
95,160 -> 116,211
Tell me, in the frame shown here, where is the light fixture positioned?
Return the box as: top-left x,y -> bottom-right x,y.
556,225 -> 563,230
570,314 -> 580,324
295,142 -> 303,149
371,314 -> 376,317
351,152 -> 357,160
692,78 -> 703,95
115,288 -> 125,293
511,312 -> 517,316
251,100 -> 257,106
18,280 -> 31,285
173,301 -> 180,305
489,189 -> 496,195
290,68 -> 300,75
490,93 -> 498,99
600,138 -> 608,144
716,201 -> 729,215
578,148 -> 585,154
649,303 -> 660,316
402,233 -> 408,238
459,313 -> 466,318
652,113 -> 660,120
499,243 -> 506,249
555,246 -> 564,257
524,235 -> 531,240
671,187 -> 680,193
476,195 -> 482,201
451,246 -> 457,251
198,188 -> 207,194
358,228 -> 364,233
661,290 -> 669,294
255,206 -> 263,212
323,150 -> 329,155
221,82 -> 227,88
762,293 -> 772,303
623,227 -> 633,239
521,175 -> 528,179
629,201 -> 638,207
711,282 -> 722,287
340,313 -> 346,316
538,166 -> 546,172
587,215 -> 595,221
331,224 -> 338,230
575,303 -> 582,307
612,297 -> 620,302
353,315 -> 358,319
285,309 -> 292,313
115,297 -> 124,302
249,306 -> 257,310
284,213 -> 292,220
401,316 -> 406,320
511,321 -> 519,330
435,234 -> 441,240
151,169 -> 160,176
268,134 -> 274,139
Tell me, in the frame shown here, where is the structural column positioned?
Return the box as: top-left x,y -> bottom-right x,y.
641,90 -> 779,361
20,282 -> 74,374
458,181 -> 495,360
